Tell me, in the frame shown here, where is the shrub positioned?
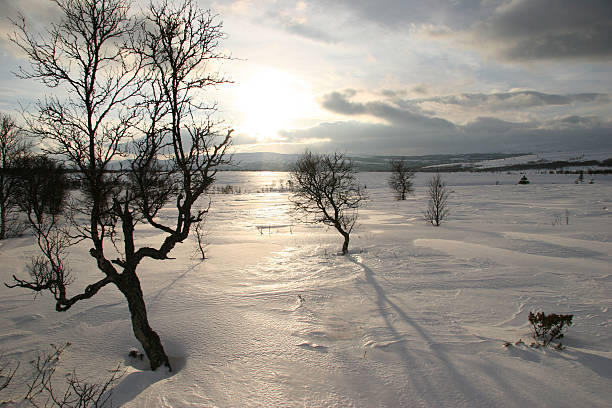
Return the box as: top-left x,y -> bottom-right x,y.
528,311 -> 573,346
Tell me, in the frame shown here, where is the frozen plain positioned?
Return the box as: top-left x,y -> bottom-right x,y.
1,171 -> 611,407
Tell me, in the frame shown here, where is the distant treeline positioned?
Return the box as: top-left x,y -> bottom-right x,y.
473,158 -> 612,173
6,156 -> 611,176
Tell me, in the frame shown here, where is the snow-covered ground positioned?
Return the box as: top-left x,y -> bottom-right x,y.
473,150 -> 612,169
1,171 -> 611,407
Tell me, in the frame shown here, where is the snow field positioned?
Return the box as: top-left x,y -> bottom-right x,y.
1,171 -> 611,407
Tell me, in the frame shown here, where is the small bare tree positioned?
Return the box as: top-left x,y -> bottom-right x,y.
290,151 -> 366,255
1,343 -> 121,407
193,199 -> 211,260
0,113 -> 30,239
7,0 -> 232,371
424,173 -> 450,226
388,159 -> 415,200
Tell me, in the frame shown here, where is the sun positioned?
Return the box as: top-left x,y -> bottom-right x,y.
236,68 -> 317,143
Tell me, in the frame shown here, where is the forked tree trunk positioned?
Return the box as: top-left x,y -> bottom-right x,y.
118,272 -> 171,371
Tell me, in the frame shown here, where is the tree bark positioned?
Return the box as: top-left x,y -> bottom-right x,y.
0,200 -> 5,240
118,272 -> 171,371
341,230 -> 350,255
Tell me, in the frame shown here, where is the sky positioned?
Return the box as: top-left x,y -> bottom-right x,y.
1,0 -> 611,155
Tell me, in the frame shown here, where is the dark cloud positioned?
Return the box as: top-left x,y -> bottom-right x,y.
320,90 -> 455,130
461,117 -> 531,134
380,89 -> 407,99
556,115 -> 603,128
311,0 -> 612,61
279,117 -> 612,155
284,22 -> 337,43
319,89 -> 611,135
296,88 -> 612,154
424,91 -> 609,110
278,121 -> 441,153
314,0 -> 498,30
320,90 -> 364,115
478,0 -> 612,61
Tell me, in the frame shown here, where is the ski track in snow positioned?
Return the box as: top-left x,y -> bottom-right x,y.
1,171 -> 611,407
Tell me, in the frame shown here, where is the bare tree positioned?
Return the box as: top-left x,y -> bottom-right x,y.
424,173 -> 450,226
388,159 -> 415,200
290,151 -> 366,255
7,0 -> 232,371
193,199 -> 211,260
0,113 -> 30,239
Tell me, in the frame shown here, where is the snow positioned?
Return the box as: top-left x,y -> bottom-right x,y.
473,150 -> 612,169
1,171 -> 612,407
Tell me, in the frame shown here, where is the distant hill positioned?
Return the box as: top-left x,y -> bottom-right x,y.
108,150 -> 612,172
223,152 -> 525,172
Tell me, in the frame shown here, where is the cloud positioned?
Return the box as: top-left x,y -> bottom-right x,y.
551,115 -> 607,130
319,88 -> 611,131
276,14 -> 338,44
320,90 -> 364,115
461,116 -> 531,134
245,1 -> 340,44
477,0 -> 612,61
278,117 -> 612,155
316,0 -> 612,62
320,89 -> 456,130
0,0 -> 63,54
275,87 -> 612,155
311,0 -> 497,30
423,91 -> 609,111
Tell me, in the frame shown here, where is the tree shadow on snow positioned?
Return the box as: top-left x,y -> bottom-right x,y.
348,255 -> 581,406
146,260 -> 203,308
506,346 -> 541,363
108,355 -> 185,406
562,349 -> 612,379
347,255 -> 493,405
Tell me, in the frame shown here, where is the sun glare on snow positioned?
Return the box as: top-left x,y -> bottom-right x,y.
237,68 -> 316,143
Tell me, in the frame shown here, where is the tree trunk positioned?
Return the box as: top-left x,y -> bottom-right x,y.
341,231 -> 350,255
119,272 -> 171,371
0,201 -> 5,240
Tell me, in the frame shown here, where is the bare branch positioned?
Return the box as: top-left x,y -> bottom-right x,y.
9,0 -> 233,372
23,342 -> 123,408
0,354 -> 19,393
